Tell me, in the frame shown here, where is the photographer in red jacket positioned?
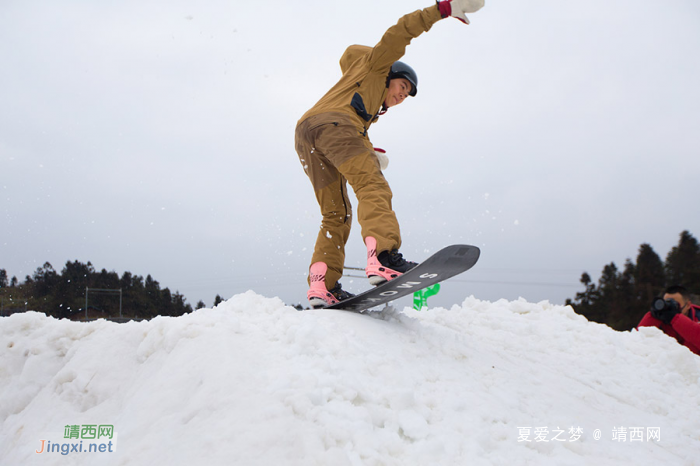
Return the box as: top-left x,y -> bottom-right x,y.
638,285 -> 700,355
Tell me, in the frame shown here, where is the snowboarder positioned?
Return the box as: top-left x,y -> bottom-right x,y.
295,0 -> 485,308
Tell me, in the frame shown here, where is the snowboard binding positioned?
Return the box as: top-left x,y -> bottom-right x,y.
364,236 -> 418,286
307,262 -> 354,308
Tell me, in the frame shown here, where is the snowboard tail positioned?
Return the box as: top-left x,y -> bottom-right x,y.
324,244 -> 480,312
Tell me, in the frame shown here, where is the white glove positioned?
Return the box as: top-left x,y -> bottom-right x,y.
456,0 -> 485,13
374,148 -> 389,171
438,0 -> 485,25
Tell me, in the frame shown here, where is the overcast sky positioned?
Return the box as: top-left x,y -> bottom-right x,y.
2,0 -> 699,310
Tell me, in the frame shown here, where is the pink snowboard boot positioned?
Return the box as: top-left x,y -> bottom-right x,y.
307,262 -> 354,309
365,236 -> 419,286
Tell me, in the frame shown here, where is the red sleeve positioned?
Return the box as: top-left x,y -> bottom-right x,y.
637,311 -> 662,329
670,314 -> 700,351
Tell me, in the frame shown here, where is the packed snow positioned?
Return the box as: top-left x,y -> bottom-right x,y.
1,291 -> 699,465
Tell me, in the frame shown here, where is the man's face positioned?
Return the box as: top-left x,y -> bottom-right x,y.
385,78 -> 411,108
663,292 -> 690,316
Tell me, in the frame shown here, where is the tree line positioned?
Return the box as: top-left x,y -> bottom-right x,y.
566,231 -> 700,331
0,260 -> 222,320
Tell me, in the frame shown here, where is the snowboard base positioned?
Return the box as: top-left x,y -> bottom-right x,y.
323,244 -> 480,313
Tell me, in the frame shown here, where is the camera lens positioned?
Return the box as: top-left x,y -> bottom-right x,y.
652,298 -> 665,311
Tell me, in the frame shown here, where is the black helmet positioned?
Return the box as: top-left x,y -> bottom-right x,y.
388,61 -> 418,97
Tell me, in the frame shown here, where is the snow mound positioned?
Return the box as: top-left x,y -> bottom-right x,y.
1,291 -> 699,465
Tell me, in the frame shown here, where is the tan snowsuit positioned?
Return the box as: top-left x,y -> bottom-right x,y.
295,5 -> 443,289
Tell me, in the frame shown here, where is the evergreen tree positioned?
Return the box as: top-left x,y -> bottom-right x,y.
120,271 -> 133,289
590,262 -> 620,325
575,273 -> 596,306
171,291 -> 191,316
33,262 -> 58,297
634,243 -> 665,304
567,272 -> 597,318
144,275 -> 161,318
665,230 -> 700,292
96,268 -> 120,289
161,288 -> 174,316
33,263 -> 61,317
59,261 -> 95,317
125,273 -> 149,318
0,269 -> 7,288
607,259 -> 636,331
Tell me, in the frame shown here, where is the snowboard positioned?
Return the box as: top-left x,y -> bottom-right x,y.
324,244 -> 480,313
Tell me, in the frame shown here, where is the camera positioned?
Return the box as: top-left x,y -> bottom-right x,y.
651,297 -> 680,314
